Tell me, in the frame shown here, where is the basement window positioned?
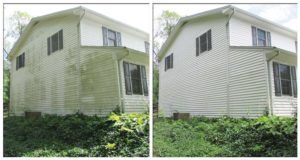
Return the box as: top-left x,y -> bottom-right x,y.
16,52 -> 25,70
273,62 -> 297,97
196,29 -> 212,56
165,53 -> 173,71
47,30 -> 63,55
123,62 -> 148,96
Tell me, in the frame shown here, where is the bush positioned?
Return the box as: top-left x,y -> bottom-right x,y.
154,116 -> 297,157
4,112 -> 149,157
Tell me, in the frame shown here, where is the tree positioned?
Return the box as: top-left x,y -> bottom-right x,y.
3,60 -> 10,108
5,11 -> 31,40
153,10 -> 181,62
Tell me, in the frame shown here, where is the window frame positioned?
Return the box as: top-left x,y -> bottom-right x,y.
107,29 -> 117,47
47,29 -> 63,55
273,61 -> 297,97
123,61 -> 148,96
16,52 -> 25,70
165,53 -> 173,71
196,29 -> 212,56
252,26 -> 271,47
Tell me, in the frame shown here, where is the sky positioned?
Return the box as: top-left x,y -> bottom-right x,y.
154,4 -> 298,32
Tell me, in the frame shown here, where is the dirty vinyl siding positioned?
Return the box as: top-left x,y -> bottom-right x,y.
228,49 -> 268,118
159,16 -> 229,117
10,15 -> 80,115
269,55 -> 297,116
79,48 -> 120,116
120,54 -> 149,113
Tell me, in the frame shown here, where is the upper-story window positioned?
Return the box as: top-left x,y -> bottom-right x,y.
102,26 -> 122,47
16,52 -> 25,70
252,26 -> 271,47
273,62 -> 297,97
47,30 -> 63,55
145,41 -> 150,53
165,53 -> 173,71
123,61 -> 148,96
196,29 -> 212,56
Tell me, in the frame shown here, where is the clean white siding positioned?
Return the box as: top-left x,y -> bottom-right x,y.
269,55 -> 297,116
119,54 -> 149,113
229,16 -> 296,53
228,48 -> 268,118
10,15 -> 80,116
80,17 -> 147,53
159,15 -> 229,117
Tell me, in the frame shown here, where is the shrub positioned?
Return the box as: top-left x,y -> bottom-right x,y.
4,112 -> 149,157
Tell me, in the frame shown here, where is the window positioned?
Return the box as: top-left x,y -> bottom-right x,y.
273,62 -> 297,97
16,52 -> 25,70
145,41 -> 150,53
102,27 -> 122,46
252,26 -> 271,47
47,30 -> 63,55
196,29 -> 212,56
165,53 -> 173,71
123,62 -> 148,96
295,41 -> 297,53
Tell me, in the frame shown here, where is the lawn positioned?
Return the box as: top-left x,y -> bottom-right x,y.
4,112 -> 149,157
153,116 -> 297,157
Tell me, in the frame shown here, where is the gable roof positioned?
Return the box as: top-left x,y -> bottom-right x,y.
8,6 -> 148,60
157,5 -> 297,61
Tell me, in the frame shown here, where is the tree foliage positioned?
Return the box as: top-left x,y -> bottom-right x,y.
5,11 -> 31,40
153,10 -> 181,62
3,60 -> 10,108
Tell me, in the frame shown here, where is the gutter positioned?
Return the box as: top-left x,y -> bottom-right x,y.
266,50 -> 280,115
225,7 -> 234,116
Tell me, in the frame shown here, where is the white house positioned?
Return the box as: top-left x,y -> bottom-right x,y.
158,5 -> 297,118
9,6 -> 149,116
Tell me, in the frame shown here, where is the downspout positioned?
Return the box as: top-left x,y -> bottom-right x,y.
76,8 -> 85,112
266,50 -> 280,116
115,49 -> 130,113
225,7 -> 235,116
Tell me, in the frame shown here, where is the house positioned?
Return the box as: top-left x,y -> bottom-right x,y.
8,6 -> 149,116
158,5 -> 297,118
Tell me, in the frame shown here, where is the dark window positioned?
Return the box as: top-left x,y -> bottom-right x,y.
165,53 -> 173,71
108,29 -> 117,46
252,26 -> 271,47
145,41 -> 150,53
123,62 -> 148,96
16,52 -> 25,70
273,62 -> 297,97
102,27 -> 122,47
47,29 -> 63,55
196,29 -> 212,55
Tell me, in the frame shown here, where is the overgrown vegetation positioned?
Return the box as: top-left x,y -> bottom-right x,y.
154,116 -> 297,157
4,112 -> 149,157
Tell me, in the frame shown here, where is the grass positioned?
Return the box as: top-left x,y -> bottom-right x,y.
4,112 -> 149,157
153,116 -> 297,157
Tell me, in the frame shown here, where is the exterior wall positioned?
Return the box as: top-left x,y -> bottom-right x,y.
159,15 -> 230,117
79,47 -> 121,116
228,48 -> 269,118
119,54 -> 149,113
269,54 -> 297,116
80,17 -> 148,53
229,16 -> 296,53
10,15 -> 80,116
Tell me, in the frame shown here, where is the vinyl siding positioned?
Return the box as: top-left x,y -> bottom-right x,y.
79,47 -> 121,116
229,16 -> 296,53
159,15 -> 229,117
119,54 -> 149,113
80,17 -> 148,53
10,15 -> 80,116
269,54 -> 297,116
228,48 -> 268,118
